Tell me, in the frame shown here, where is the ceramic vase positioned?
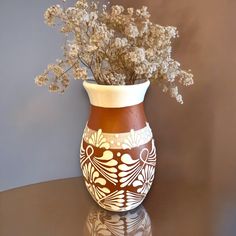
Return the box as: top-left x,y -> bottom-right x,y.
80,80 -> 157,212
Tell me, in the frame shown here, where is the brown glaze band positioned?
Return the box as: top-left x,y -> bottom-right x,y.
87,102 -> 147,133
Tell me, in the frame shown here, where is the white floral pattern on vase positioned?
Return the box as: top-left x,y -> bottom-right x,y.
82,123 -> 153,149
80,144 -> 119,186
133,165 -> 155,194
82,162 -> 110,200
80,125 -> 157,212
118,139 -> 156,188
88,128 -> 110,149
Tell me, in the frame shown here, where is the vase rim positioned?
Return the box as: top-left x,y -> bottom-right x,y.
83,79 -> 150,89
83,79 -> 150,108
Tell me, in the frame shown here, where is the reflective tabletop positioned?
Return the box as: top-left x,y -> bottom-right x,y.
1,176 -> 235,236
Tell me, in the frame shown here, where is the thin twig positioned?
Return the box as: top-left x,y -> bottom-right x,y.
56,60 -> 79,80
78,56 -> 90,68
78,55 -> 96,79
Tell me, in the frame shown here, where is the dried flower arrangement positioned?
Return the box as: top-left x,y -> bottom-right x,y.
35,0 -> 193,104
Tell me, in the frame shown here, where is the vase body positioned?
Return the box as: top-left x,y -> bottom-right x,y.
80,80 -> 157,212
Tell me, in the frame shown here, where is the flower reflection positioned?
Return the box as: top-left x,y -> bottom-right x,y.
85,205 -> 152,236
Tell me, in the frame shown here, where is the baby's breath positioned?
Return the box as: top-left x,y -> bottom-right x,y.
35,0 -> 194,103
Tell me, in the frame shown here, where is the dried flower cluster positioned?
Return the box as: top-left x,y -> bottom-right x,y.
35,0 -> 193,103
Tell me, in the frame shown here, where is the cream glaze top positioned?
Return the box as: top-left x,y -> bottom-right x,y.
83,80 -> 150,108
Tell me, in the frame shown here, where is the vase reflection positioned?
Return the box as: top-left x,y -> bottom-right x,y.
85,205 -> 152,236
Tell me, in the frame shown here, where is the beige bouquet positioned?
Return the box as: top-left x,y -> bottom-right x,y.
35,0 -> 193,104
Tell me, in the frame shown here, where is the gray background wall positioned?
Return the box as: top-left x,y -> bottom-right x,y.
0,0 -> 88,191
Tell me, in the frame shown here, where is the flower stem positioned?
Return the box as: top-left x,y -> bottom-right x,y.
56,60 -> 79,80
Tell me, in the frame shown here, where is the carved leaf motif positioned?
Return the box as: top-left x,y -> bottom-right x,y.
118,139 -> 157,188
80,144 -> 94,167
121,154 -> 138,165
126,191 -> 145,208
132,165 -> 155,194
93,150 -> 118,185
82,162 -> 111,201
89,129 -> 110,149
118,154 -> 140,187
99,190 -> 125,211
122,129 -> 142,149
147,139 -> 157,166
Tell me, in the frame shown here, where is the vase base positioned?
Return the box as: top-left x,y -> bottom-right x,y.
96,199 -> 145,212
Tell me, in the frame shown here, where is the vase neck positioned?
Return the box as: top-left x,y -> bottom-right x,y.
87,103 -> 147,133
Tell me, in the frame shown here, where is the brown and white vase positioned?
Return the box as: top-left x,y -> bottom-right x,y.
80,80 -> 157,212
